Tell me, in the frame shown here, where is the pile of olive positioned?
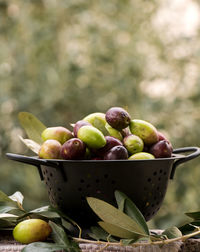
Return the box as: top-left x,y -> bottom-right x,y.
39,107 -> 173,160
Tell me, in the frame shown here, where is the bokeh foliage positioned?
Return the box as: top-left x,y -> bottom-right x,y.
0,0 -> 200,229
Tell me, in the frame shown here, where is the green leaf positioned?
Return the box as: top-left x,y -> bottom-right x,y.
89,226 -> 117,242
115,191 -> 125,212
30,206 -> 60,218
87,197 -> 148,237
162,226 -> 182,239
185,211 -> 200,220
18,112 -> 46,144
179,222 -> 200,236
19,136 -> 41,154
0,191 -> 15,204
21,242 -> 67,252
0,206 -> 18,214
120,239 -> 138,245
49,221 -> 80,251
98,221 -> 140,239
114,191 -> 149,235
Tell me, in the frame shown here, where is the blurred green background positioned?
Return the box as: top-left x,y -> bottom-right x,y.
1,0 -> 200,230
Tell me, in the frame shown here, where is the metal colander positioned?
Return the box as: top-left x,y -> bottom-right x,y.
6,147 -> 200,227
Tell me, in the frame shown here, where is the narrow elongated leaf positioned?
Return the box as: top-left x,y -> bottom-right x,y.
49,221 -> 80,252
115,191 -> 125,212
30,206 -> 60,218
87,197 -> 147,236
185,211 -> 200,220
115,191 -> 149,235
19,136 -> 41,154
0,191 -> 14,203
98,221 -> 140,239
18,112 -> 46,144
89,226 -> 117,242
49,221 -> 71,246
0,206 -> 18,214
22,242 -> 67,252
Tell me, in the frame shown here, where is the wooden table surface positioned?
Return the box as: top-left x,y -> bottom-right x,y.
1,230 -> 200,252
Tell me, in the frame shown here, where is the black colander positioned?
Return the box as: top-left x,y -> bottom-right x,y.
6,147 -> 200,227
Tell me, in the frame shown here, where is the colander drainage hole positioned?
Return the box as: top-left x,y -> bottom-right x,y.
50,173 -> 53,177
147,178 -> 151,182
57,187 -> 61,192
159,169 -> 163,173
96,179 -> 100,183
80,179 -> 84,183
111,180 -> 116,185
153,171 -> 157,176
78,187 -> 82,192
104,174 -> 108,178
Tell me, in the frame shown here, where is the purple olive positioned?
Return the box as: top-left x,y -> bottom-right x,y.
105,107 -> 131,130
61,138 -> 86,160
149,140 -> 172,158
103,145 -> 128,160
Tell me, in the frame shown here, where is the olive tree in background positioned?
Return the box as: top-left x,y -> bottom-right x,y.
0,0 -> 200,229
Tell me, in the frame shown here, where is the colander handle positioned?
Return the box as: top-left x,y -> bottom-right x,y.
5,153 -> 47,180
170,146 -> 200,179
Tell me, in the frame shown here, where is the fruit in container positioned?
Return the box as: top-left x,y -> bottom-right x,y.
39,139 -> 61,159
73,120 -> 91,137
129,119 -> 158,145
61,138 -> 86,160
41,126 -> 73,144
149,140 -> 172,158
13,219 -> 52,244
105,123 -> 123,141
103,145 -> 128,160
128,152 -> 155,160
123,134 -> 144,155
77,125 -> 106,149
83,112 -> 109,135
157,131 -> 173,152
105,107 -> 131,130
95,136 -> 123,157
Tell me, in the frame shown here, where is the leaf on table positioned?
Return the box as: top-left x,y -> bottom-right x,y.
98,221 -> 140,239
87,197 -> 148,238
49,221 -> 80,252
162,226 -> 182,239
0,206 -> 19,214
30,206 -> 60,218
185,211 -> 200,220
21,242 -> 67,252
114,190 -> 149,235
89,226 -> 118,242
9,191 -> 24,206
18,112 -> 46,145
179,221 -> 200,236
19,136 -> 41,154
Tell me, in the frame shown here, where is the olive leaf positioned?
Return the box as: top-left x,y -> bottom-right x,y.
0,206 -> 18,214
185,211 -> 200,220
21,242 -> 67,252
18,136 -> 41,154
49,221 -> 80,252
87,197 -> 148,238
89,226 -> 117,242
0,190 -> 15,204
18,112 -> 46,145
115,190 -> 149,235
98,221 -> 140,239
162,226 -> 182,239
